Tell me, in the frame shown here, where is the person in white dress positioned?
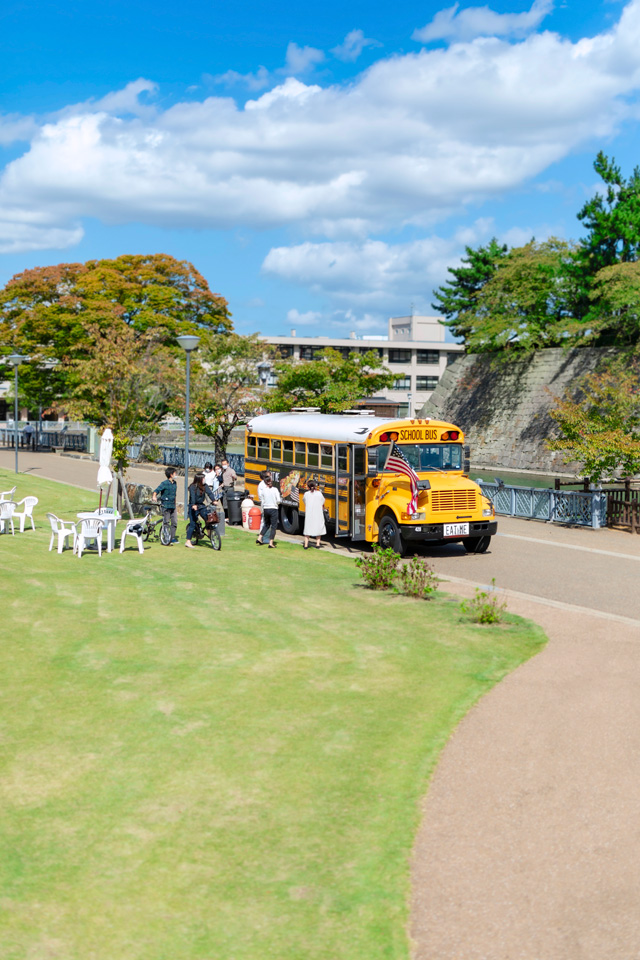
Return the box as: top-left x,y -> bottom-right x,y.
303,480 -> 326,549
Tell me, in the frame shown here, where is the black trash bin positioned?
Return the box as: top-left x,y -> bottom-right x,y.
224,489 -> 244,525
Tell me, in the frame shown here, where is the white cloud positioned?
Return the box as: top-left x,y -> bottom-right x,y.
212,66 -> 271,92
2,1 -> 640,251
280,42 -> 325,75
413,0 -> 554,44
332,29 -> 381,62
263,228 -> 492,314
0,114 -> 38,146
92,78 -> 158,116
286,307 -> 323,326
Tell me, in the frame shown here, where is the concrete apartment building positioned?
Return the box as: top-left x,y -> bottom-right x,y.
261,315 -> 463,416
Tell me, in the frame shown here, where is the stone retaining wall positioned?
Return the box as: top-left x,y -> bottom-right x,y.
419,347 -> 615,475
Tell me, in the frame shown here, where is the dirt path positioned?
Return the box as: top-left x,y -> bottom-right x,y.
411,582 -> 640,960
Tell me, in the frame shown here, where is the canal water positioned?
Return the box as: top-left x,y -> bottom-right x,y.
470,468 -> 584,490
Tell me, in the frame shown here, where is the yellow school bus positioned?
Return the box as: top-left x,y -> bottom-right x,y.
245,412 -> 496,554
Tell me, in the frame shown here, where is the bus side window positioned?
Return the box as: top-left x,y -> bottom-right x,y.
283,441 -> 293,464
337,447 -> 348,471
258,437 -> 270,460
307,443 -> 319,467
354,447 -> 366,474
247,436 -> 257,458
295,442 -> 306,466
272,439 -> 282,462
321,444 -> 333,469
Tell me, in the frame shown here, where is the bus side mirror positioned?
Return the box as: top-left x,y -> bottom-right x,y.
464,444 -> 471,474
367,450 -> 378,476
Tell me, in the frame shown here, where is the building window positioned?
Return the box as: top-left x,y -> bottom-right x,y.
447,353 -> 458,365
277,345 -> 294,358
359,347 -> 384,358
416,376 -> 439,391
416,350 -> 439,364
300,346 -> 315,360
392,375 -> 411,390
388,349 -> 411,363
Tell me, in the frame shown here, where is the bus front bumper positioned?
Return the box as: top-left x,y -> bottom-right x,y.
400,520 -> 498,542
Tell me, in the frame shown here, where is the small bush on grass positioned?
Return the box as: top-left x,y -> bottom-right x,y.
396,556 -> 439,600
355,546 -> 400,590
461,578 -> 507,624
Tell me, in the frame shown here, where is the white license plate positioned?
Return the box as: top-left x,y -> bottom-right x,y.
444,523 -> 469,537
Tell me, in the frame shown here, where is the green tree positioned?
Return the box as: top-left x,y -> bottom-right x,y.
266,348 -> 394,414
187,333 -> 274,460
0,254 -> 231,412
432,238 -> 508,340
63,323 -> 181,471
462,239 -> 578,353
547,363 -> 640,482
583,260 -> 640,346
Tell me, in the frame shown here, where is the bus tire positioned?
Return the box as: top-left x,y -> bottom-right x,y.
463,535 -> 491,554
378,515 -> 404,556
280,505 -> 299,535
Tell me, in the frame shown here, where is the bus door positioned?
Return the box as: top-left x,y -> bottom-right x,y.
350,445 -> 367,541
335,444 -> 350,537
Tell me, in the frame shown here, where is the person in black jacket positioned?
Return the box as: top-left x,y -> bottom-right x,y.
185,472 -> 214,549
152,467 -> 179,544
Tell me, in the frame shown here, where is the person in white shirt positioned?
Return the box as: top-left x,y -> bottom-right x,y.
303,480 -> 326,549
256,475 -> 281,548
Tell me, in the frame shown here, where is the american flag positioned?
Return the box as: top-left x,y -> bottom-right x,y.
385,443 -> 420,515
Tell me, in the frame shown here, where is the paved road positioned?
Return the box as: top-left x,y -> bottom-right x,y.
5,449 -> 640,957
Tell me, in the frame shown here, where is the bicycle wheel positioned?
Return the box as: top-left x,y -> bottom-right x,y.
160,520 -> 172,546
210,527 -> 222,551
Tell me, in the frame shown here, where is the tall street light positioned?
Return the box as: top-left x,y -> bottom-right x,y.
6,354 -> 29,474
176,335 -> 201,520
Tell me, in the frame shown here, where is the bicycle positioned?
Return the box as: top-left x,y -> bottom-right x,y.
191,506 -> 222,551
141,503 -> 173,546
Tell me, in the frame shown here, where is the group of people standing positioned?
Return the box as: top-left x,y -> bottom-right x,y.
153,459 -> 327,552
152,458 -> 238,549
255,470 -> 326,550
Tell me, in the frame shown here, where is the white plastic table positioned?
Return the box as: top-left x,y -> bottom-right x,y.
77,511 -> 121,553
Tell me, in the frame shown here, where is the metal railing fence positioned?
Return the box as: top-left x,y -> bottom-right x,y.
128,443 -> 245,476
477,481 -> 607,528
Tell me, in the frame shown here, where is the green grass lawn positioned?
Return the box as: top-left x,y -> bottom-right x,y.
0,467 -> 547,960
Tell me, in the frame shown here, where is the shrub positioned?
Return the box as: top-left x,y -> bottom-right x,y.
355,546 -> 400,590
396,556 -> 439,600
460,578 -> 507,624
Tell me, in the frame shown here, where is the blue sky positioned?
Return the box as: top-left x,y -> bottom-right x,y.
1,0 -> 639,339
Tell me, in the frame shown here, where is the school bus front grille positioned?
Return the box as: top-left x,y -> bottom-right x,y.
430,490 -> 477,512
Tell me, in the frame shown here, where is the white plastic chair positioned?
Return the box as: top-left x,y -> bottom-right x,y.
14,496 -> 38,532
46,513 -> 77,553
75,518 -> 104,558
0,501 -> 17,535
0,486 -> 16,503
119,514 -> 148,555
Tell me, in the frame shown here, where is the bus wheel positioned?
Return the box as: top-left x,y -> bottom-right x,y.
280,505 -> 299,535
378,515 -> 404,556
463,535 -> 491,554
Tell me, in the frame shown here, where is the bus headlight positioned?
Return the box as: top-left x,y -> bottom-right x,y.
483,506 -> 494,517
411,512 -> 425,521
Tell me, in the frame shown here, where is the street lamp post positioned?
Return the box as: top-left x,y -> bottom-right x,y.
176,335 -> 201,520
6,354 -> 29,474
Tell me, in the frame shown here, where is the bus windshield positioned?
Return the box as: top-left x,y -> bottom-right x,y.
377,443 -> 463,472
